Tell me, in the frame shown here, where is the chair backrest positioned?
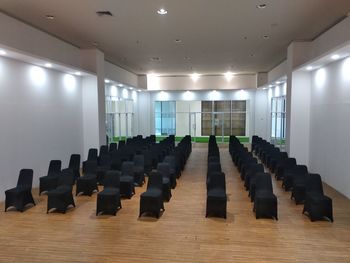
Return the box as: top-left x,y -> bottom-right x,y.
104,171 -> 120,189
118,140 -> 126,149
17,169 -> 33,188
208,155 -> 220,163
207,171 -> 226,191
48,160 -> 62,175
133,155 -> 144,167
109,143 -> 118,153
147,170 -> 163,190
305,173 -> 324,195
157,163 -> 170,179
58,168 -> 75,186
99,145 -> 109,156
121,161 -> 134,176
99,154 -> 112,167
255,173 -> 273,192
87,148 -> 98,161
69,154 -> 80,170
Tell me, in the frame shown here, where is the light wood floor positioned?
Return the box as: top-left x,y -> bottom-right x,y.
1,144 -> 350,263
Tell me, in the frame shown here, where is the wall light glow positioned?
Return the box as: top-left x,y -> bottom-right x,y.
159,91 -> 169,100
331,54 -> 340,60
191,73 -> 200,82
29,66 -> 47,87
105,79 -> 111,84
0,50 -> 7,56
342,57 -> 350,82
111,85 -> 118,97
122,88 -> 128,99
132,90 -> 137,100
45,63 -> 52,68
315,68 -> 327,88
237,89 -> 248,100
63,74 -> 77,92
306,66 -> 313,71
183,90 -> 194,100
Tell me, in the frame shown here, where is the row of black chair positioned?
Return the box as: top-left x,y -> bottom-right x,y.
229,136 -> 278,220
139,135 -> 192,218
252,135 -> 333,222
206,135 -> 227,218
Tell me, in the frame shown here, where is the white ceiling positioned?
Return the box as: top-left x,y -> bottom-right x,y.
0,0 -> 350,76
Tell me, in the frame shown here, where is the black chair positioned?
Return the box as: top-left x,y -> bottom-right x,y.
82,148 -> 98,174
164,155 -> 180,180
254,173 -> 278,220
96,154 -> 112,185
5,169 -> 35,212
206,172 -> 227,218
96,171 -> 122,216
67,154 -> 81,181
47,169 -> 75,214
244,164 -> 264,191
139,170 -> 164,218
282,165 -> 308,191
118,140 -> 126,149
133,155 -> 145,186
120,161 -> 135,198
291,173 -> 308,204
303,174 -> 333,222
76,161 -> 98,196
39,160 -> 62,195
157,163 -> 172,201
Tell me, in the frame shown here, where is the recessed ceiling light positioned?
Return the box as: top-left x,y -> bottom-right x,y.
45,63 -> 52,68
269,85 -> 274,88
276,81 -> 282,84
105,79 -> 111,83
157,8 -> 168,15
224,71 -> 234,81
92,42 -> 99,47
263,35 -> 270,40
257,4 -> 267,9
0,50 -> 7,55
306,66 -> 313,71
184,56 -> 191,60
191,73 -> 200,82
262,87 -> 268,90
117,83 -> 123,87
250,54 -> 255,57
174,39 -> 182,43
331,54 -> 340,60
129,87 -> 133,90
46,15 -> 55,20
138,89 -> 142,92
75,71 -> 81,76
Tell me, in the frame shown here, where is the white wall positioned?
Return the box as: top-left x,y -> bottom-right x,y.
309,57 -> 350,198
0,56 -> 83,201
289,72 -> 311,166
254,89 -> 269,139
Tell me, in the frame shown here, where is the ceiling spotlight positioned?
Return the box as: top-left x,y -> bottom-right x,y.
105,79 -> 111,83
45,63 -> 52,68
46,15 -> 55,20
151,57 -> 161,62
263,87 -> 268,90
269,85 -> 274,88
75,71 -> 81,76
224,71 -> 234,81
138,89 -> 142,92
129,87 -> 133,90
0,50 -> 7,55
306,66 -> 313,71
263,35 -> 270,40
257,4 -> 267,9
174,39 -> 182,43
331,54 -> 340,60
191,73 -> 200,82
157,8 -> 168,15
117,83 -> 124,87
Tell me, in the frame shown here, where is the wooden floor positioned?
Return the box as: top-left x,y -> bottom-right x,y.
1,144 -> 350,263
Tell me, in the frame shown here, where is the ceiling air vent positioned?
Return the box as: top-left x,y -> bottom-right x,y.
96,11 -> 113,17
